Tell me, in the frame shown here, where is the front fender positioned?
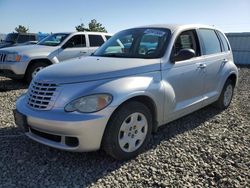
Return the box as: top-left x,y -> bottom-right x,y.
53,71 -> 165,125
92,72 -> 165,124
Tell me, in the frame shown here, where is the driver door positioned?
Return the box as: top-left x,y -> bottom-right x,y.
162,30 -> 205,121
57,34 -> 88,62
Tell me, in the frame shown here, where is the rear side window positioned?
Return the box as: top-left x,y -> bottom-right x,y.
29,35 -> 36,41
64,35 -> 86,48
89,35 -> 105,47
199,29 -> 221,55
17,35 -> 36,43
173,30 -> 200,57
217,31 -> 230,51
105,35 -> 112,40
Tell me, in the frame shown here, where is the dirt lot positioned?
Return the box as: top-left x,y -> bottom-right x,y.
0,67 -> 249,187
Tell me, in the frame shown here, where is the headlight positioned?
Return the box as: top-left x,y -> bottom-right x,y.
6,53 -> 22,62
65,94 -> 113,113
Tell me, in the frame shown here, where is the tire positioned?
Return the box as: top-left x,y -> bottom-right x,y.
102,101 -> 152,160
214,79 -> 234,110
25,62 -> 48,83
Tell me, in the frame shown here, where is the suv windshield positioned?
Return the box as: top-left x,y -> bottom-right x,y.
38,33 -> 69,46
93,28 -> 170,59
4,33 -> 18,43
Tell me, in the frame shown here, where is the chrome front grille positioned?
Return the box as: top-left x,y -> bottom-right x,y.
27,81 -> 59,110
0,53 -> 7,62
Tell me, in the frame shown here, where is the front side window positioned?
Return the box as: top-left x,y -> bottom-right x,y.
89,35 -> 105,47
64,35 -> 86,48
172,30 -> 200,57
93,28 -> 170,59
199,29 -> 221,55
38,33 -> 69,46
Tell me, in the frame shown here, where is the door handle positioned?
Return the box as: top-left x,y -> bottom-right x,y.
197,63 -> 207,69
80,51 -> 87,54
222,59 -> 228,64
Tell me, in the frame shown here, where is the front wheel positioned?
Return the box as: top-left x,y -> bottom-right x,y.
214,79 -> 235,109
102,101 -> 152,160
25,62 -> 48,83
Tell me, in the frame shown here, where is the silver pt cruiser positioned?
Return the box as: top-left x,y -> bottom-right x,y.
14,24 -> 238,160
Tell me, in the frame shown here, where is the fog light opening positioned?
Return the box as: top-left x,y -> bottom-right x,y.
65,137 -> 79,147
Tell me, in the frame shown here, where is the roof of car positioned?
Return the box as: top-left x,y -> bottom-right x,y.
72,31 -> 112,35
50,32 -> 112,35
8,32 -> 37,35
135,24 -> 217,33
53,24 -> 218,36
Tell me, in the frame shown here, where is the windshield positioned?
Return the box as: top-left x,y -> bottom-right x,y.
93,28 -> 170,59
4,33 -> 18,43
38,33 -> 69,46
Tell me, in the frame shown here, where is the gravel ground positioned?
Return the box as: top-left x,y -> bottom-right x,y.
0,67 -> 249,187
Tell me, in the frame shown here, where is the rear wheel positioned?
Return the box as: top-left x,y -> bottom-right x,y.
214,79 -> 234,109
102,101 -> 152,160
25,62 -> 48,83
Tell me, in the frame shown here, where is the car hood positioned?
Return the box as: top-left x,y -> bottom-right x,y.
0,44 -> 57,56
35,56 -> 161,84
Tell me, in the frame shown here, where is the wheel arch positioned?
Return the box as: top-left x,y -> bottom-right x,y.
226,73 -> 237,87
101,94 -> 159,148
25,58 -> 53,76
114,95 -> 158,130
218,71 -> 238,94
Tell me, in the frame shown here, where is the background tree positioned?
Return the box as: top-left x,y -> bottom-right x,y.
75,19 -> 107,32
88,19 -> 107,32
75,23 -> 89,32
15,25 -> 29,33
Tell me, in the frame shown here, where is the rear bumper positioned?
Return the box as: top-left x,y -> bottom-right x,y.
16,95 -> 115,152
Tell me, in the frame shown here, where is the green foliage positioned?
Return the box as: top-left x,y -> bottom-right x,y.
88,19 -> 107,32
75,19 -> 107,32
15,25 -> 29,33
75,23 -> 89,32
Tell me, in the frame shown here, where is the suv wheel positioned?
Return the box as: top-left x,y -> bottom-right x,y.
25,62 -> 48,83
102,101 -> 152,160
214,79 -> 234,109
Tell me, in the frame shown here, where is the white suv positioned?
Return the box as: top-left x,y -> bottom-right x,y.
0,32 -> 112,82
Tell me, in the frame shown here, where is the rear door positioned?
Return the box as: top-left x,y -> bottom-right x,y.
162,29 -> 205,119
87,34 -> 106,54
57,34 -> 88,61
197,29 -> 228,105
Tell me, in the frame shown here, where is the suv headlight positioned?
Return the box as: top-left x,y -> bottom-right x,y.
65,94 -> 113,113
6,53 -> 22,62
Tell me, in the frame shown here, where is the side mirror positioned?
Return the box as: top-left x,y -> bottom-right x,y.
171,49 -> 195,62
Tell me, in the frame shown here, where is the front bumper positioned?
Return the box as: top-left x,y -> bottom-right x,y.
16,95 -> 115,152
0,61 -> 29,78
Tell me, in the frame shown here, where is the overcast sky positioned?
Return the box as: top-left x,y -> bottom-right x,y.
0,0 -> 250,34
